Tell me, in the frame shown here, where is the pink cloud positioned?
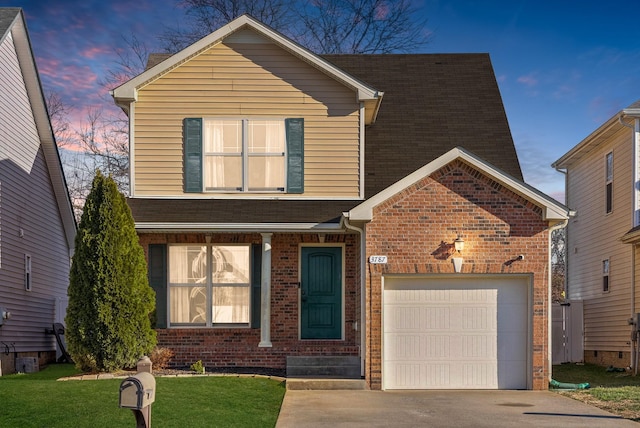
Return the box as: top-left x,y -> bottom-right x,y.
517,74 -> 538,87
81,45 -> 112,59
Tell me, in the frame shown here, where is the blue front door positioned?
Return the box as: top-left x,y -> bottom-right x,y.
300,247 -> 342,339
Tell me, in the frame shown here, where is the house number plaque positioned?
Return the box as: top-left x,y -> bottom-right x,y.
369,255 -> 388,264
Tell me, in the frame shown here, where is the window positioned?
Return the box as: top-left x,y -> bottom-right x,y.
606,152 -> 613,213
24,254 -> 32,291
168,244 -> 250,326
603,259 -> 610,292
183,117 -> 304,194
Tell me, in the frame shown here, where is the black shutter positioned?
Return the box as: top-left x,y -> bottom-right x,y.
148,244 -> 167,328
285,118 -> 304,194
251,243 -> 262,328
183,118 -> 203,192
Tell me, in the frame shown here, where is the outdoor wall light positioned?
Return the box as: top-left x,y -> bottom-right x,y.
454,235 -> 465,253
452,235 -> 464,273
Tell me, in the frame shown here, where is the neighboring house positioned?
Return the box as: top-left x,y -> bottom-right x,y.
112,15 -> 570,390
0,8 -> 76,374
553,101 -> 640,369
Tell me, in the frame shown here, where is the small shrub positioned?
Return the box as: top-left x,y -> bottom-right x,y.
150,347 -> 175,370
190,360 -> 205,374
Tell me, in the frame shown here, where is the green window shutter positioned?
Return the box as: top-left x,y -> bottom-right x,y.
148,244 -> 167,329
251,243 -> 262,329
285,118 -> 304,194
183,118 -> 203,193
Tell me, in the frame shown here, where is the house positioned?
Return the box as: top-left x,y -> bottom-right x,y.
112,15 -> 570,390
553,101 -> 640,369
0,8 -> 76,374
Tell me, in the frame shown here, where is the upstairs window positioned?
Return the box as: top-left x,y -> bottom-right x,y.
602,259 -> 610,292
606,151 -> 613,214
183,118 -> 304,194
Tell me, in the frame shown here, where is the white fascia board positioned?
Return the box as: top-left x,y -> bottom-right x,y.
135,222 -> 345,233
552,113 -> 622,169
112,15 -> 380,103
348,147 -> 570,222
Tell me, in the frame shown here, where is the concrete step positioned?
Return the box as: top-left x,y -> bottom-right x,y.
286,356 -> 361,378
286,378 -> 366,390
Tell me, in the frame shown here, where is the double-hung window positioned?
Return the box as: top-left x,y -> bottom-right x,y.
606,151 -> 613,214
603,258 -> 610,292
168,244 -> 251,326
183,117 -> 304,193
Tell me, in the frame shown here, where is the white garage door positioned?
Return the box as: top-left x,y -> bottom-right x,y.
383,276 -> 529,390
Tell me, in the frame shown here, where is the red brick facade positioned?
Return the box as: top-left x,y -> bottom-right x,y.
364,161 -> 551,390
138,232 -> 360,373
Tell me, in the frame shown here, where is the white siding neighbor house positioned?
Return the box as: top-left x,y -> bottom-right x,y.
554,100 -> 640,369
0,8 -> 76,374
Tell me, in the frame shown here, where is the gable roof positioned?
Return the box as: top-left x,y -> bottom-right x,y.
323,54 -> 523,197
111,14 -> 383,124
348,146 -> 569,224
553,99 -> 640,169
0,8 -> 76,251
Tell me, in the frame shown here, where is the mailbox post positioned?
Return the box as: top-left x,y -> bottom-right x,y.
119,371 -> 156,428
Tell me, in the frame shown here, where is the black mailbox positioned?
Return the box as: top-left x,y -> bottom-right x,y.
119,372 -> 156,410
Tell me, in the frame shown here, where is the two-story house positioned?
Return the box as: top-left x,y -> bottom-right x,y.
0,8 -> 76,374
553,101 -> 640,370
112,15 -> 570,390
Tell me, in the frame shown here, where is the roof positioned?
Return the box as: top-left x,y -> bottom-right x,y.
127,199 -> 360,232
553,99 -> 640,169
348,147 -> 570,223
323,53 -> 523,197
0,8 -> 76,251
112,14 -> 383,124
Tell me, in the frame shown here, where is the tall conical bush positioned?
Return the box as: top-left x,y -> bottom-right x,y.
66,171 -> 156,372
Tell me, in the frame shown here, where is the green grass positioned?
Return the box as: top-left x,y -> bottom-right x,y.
553,363 -> 640,421
0,364 -> 285,427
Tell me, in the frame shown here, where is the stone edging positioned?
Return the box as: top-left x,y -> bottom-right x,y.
57,372 -> 286,382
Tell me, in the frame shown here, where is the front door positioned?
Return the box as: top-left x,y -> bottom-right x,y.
300,247 -> 342,339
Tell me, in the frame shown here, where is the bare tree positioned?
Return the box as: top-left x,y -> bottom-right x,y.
159,0 -> 295,52
46,91 -> 74,148
297,0 -> 430,54
551,227 -> 566,302
159,0 -> 429,54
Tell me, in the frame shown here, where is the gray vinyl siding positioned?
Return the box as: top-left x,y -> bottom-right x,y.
0,31 -> 70,353
565,126 -> 633,351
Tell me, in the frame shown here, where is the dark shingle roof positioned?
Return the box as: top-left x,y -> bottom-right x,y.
127,198 -> 360,224
131,53 -> 522,226
0,8 -> 20,35
323,54 -> 522,197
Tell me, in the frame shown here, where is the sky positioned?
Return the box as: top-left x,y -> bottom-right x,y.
6,0 -> 640,202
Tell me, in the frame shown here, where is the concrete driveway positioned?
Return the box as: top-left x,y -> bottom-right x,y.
276,390 -> 638,427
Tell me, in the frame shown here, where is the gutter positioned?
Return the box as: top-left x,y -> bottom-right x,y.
342,214 -> 366,379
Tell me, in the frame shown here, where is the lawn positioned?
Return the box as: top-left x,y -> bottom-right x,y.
553,363 -> 640,421
0,364 -> 285,427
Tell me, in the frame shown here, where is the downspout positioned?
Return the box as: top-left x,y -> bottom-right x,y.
548,219 -> 568,384
620,115 -> 637,368
343,215 -> 366,378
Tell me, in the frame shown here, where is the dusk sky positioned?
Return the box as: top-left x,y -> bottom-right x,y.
6,0 -> 640,201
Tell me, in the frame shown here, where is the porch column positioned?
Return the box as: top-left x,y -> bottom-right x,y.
259,233 -> 272,347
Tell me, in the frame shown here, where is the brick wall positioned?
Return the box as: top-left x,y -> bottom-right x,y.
138,232 -> 360,372
364,161 -> 551,390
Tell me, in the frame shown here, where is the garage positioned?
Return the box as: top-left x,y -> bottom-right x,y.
383,275 -> 530,390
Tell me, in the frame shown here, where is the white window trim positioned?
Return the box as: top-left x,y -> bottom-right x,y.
167,243 -> 252,328
203,118 -> 287,193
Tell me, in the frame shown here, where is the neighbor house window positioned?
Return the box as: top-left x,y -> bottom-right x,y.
24,254 -> 31,291
603,259 -> 610,292
606,152 -> 613,214
183,117 -> 304,194
168,244 -> 250,326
